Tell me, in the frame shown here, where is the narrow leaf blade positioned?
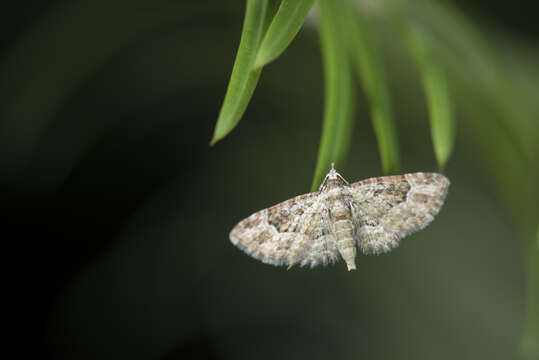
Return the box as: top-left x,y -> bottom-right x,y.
210,0 -> 277,145
406,25 -> 455,169
254,0 -> 315,69
311,0 -> 356,191
345,5 -> 400,174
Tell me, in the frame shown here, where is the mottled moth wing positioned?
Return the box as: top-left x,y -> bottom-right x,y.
350,172 -> 449,254
230,192 -> 339,268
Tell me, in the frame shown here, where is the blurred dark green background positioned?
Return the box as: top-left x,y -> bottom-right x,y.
1,1 -> 537,359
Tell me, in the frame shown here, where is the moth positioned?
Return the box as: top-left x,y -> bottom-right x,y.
230,164 -> 449,271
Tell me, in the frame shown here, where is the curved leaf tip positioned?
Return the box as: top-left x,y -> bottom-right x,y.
405,25 -> 455,169
210,0 -> 278,146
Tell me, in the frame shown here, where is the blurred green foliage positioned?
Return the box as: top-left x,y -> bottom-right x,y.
310,0 -> 356,191
344,1 -> 401,174
405,23 -> 455,170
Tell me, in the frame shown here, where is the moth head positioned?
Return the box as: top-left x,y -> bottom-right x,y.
319,163 -> 348,191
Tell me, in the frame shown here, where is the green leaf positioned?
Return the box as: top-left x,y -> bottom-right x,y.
311,0 -> 356,191
344,5 -> 400,174
406,25 -> 455,169
254,0 -> 315,69
423,62 -> 454,170
210,0 -> 279,146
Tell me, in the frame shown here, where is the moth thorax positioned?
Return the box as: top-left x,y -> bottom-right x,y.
326,177 -> 344,189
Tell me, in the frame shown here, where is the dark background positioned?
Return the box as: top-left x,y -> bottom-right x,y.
1,1 -> 537,359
